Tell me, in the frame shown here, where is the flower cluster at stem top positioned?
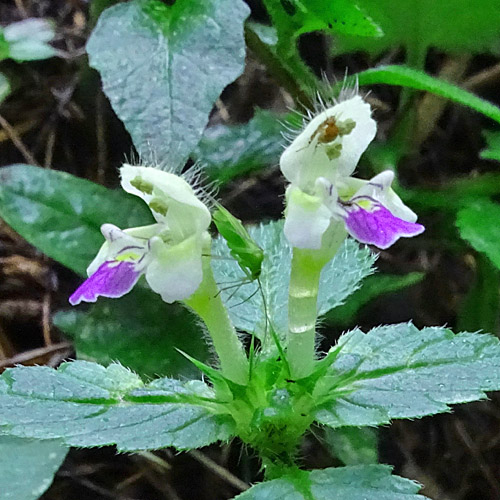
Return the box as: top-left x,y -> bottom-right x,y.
69,93 -> 424,308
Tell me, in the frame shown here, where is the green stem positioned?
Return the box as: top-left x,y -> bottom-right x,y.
244,24 -> 317,109
185,257 -> 249,385
286,224 -> 346,379
287,248 -> 323,379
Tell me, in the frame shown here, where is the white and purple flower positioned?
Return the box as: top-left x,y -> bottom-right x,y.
280,94 -> 424,250
69,165 -> 211,305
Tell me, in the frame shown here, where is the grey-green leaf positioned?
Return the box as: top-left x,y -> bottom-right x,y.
316,323 -> 500,427
0,436 -> 68,500
87,0 -> 250,170
234,465 -> 426,499
0,165 -> 153,275
54,288 -> 208,379
0,361 -> 234,451
195,110 -> 295,185
456,199 -> 500,269
212,221 -> 375,346
324,426 -> 378,465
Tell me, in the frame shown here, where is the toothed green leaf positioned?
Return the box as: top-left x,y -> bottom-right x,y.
315,323 -> 500,427
234,465 -> 427,499
0,361 -> 234,451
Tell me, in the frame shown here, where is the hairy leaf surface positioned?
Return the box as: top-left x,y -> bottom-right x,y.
87,0 -> 249,169
0,361 -> 234,451
234,465 -> 426,499
316,323 -> 500,427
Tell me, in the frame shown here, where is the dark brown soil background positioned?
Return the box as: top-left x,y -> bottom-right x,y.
1,1 -> 500,499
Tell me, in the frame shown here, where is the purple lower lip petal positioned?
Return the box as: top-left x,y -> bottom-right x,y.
69,260 -> 142,305
343,203 -> 425,249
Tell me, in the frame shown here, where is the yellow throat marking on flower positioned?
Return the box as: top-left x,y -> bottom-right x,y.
354,199 -> 373,210
115,251 -> 142,262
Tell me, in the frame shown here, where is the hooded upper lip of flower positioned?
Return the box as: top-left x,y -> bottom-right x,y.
69,165 -> 211,306
280,94 -> 425,250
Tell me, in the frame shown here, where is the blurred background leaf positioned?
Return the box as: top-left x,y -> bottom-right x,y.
0,165 -> 153,275
480,130 -> 500,162
0,18 -> 56,62
262,0 -> 381,49
456,254 -> 499,335
456,199 -> 500,270
196,110 -> 295,185
348,65 -> 500,125
325,272 -> 424,328
324,426 -> 378,466
331,0 -> 500,66
54,288 -> 208,379
0,436 -> 68,500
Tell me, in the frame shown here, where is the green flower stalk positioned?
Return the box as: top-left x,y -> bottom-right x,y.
280,92 -> 424,379
70,164 -> 249,385
185,249 -> 249,385
287,224 -> 347,379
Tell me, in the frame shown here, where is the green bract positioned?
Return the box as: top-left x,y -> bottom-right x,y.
213,204 -> 264,281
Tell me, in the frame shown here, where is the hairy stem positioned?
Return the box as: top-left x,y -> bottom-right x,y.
185,255 -> 249,385
244,24 -> 317,109
287,224 -> 346,379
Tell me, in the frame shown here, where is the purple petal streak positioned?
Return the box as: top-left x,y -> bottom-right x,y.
344,202 -> 424,249
69,260 -> 141,305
